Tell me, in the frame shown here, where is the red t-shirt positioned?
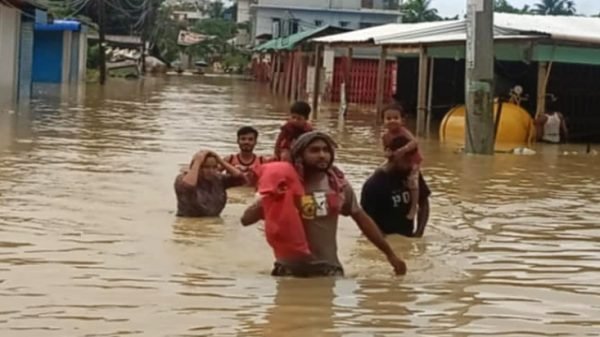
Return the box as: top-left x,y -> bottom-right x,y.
255,162 -> 312,260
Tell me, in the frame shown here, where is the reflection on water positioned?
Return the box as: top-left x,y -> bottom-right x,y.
1,76 -> 600,336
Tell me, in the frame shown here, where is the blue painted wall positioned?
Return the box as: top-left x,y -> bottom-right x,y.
32,31 -> 63,83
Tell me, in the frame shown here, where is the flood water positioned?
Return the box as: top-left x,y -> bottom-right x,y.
1,76 -> 600,337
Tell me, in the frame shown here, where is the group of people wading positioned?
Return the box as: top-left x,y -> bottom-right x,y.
174,101 -> 431,277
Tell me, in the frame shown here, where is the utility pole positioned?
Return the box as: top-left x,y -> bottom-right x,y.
464,0 -> 494,154
98,0 -> 107,85
141,37 -> 147,76
140,0 -> 149,76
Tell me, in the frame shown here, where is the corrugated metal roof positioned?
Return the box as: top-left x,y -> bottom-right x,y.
314,13 -> 600,46
254,25 -> 348,52
376,20 -> 542,45
495,13 -> 600,45
313,21 -> 449,44
381,32 -> 541,46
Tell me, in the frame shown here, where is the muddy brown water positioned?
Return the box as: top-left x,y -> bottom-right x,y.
1,76 -> 599,337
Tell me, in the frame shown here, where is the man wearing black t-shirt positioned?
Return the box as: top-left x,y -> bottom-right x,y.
361,136 -> 431,237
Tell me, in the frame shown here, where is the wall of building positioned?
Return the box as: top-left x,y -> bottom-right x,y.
77,29 -> 88,82
67,30 -> 88,84
33,31 -> 64,83
0,4 -> 21,107
253,7 -> 399,39
62,31 -> 73,84
258,0 -> 360,10
237,0 -> 251,22
18,19 -> 35,101
257,0 -> 392,10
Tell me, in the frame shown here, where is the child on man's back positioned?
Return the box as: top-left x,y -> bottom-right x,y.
381,105 -> 423,220
274,101 -> 313,161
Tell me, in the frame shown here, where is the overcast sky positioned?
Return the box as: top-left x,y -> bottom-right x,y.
431,0 -> 599,17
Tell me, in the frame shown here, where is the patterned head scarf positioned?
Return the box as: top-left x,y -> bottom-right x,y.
290,131 -> 336,172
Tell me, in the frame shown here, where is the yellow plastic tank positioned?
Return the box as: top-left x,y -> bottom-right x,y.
439,102 -> 536,151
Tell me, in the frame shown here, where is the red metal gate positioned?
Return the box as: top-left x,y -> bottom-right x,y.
331,57 -> 397,105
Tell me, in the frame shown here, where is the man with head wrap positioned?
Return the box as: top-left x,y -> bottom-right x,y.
242,131 -> 407,277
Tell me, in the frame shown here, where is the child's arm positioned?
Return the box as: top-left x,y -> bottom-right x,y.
395,128 -> 419,155
382,134 -> 393,158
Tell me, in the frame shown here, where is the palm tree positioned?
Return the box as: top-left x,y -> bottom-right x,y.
495,0 -> 532,14
400,0 -> 442,23
533,0 -> 576,16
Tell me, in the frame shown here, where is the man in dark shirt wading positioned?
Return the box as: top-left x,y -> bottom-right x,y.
361,136 -> 431,237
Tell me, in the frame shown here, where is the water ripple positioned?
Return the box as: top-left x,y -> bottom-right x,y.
1,77 -> 599,336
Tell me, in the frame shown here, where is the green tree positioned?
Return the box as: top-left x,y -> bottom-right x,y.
147,4 -> 184,63
193,18 -> 237,39
400,0 -> 442,23
42,0 -> 71,17
43,0 -> 158,36
443,14 -> 460,20
495,0 -> 532,14
188,17 -> 237,61
203,0 -> 225,19
533,0 -> 576,15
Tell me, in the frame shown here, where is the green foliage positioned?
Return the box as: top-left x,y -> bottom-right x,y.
46,0 -> 245,69
533,0 -> 577,15
148,5 -> 184,63
185,18 -> 237,62
204,0 -> 225,19
443,14 -> 460,20
222,50 -> 250,73
237,21 -> 251,32
495,0 -> 532,14
87,44 -> 100,69
41,0 -> 70,18
192,18 -> 237,40
400,0 -> 442,23
86,69 -> 100,83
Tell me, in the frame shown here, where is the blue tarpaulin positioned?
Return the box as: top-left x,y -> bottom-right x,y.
35,20 -> 81,32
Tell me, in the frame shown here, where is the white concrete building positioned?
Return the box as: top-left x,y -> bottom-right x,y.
1,0 -> 47,107
237,0 -> 251,23
250,0 -> 401,43
0,2 -> 21,107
